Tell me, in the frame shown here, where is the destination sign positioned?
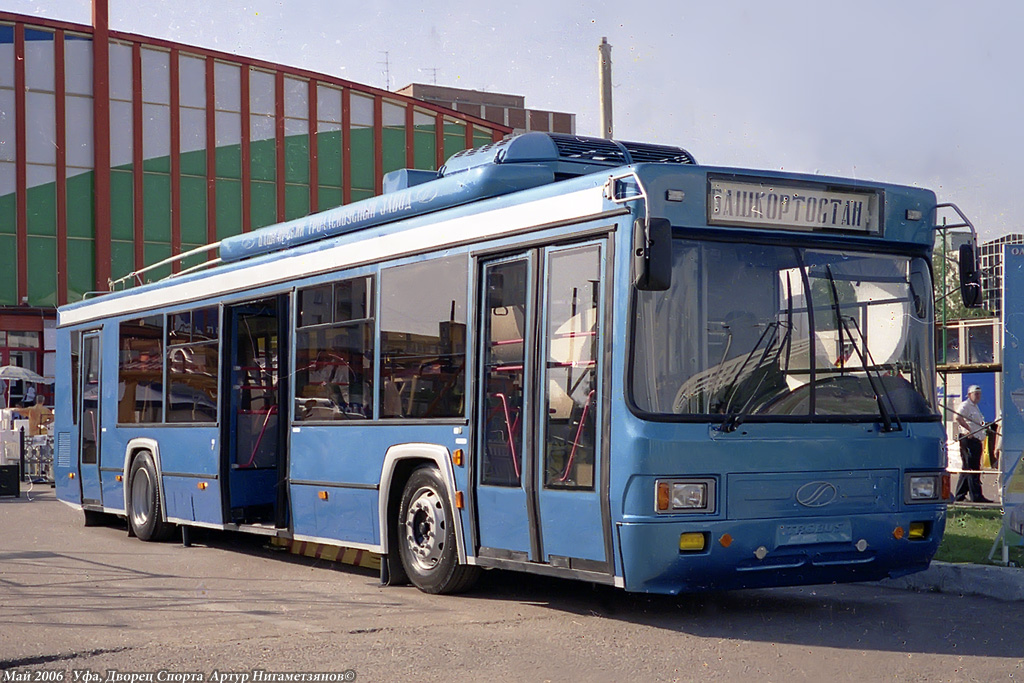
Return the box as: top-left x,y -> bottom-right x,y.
708,178 -> 880,233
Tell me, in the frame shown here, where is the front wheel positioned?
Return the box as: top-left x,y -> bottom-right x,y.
397,466 -> 479,594
128,451 -> 174,541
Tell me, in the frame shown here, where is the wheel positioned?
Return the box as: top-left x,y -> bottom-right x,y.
397,466 -> 480,594
128,452 -> 174,541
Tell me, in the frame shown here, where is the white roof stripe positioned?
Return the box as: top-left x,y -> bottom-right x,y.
59,185 -> 609,327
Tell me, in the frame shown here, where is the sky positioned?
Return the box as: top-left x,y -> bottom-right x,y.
6,0 -> 1023,241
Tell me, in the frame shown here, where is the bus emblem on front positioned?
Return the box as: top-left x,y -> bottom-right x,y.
795,481 -> 838,508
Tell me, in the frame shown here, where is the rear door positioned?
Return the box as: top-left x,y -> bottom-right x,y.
222,297 -> 289,527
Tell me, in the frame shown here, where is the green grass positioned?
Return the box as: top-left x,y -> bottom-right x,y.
934,506 -> 1024,566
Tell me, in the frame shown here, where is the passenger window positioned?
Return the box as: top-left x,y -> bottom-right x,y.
380,256 -> 467,418
480,259 -> 529,486
166,307 -> 219,423
295,276 -> 375,420
543,246 -> 601,490
118,315 -> 164,423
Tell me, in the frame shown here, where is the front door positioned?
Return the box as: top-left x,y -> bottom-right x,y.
78,332 -> 102,505
475,241 -> 609,572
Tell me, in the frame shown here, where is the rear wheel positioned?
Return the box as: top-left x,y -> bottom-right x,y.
397,466 -> 479,594
128,452 -> 174,541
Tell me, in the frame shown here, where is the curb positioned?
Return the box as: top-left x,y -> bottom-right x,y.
876,561 -> 1024,601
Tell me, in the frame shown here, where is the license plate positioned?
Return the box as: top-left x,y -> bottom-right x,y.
775,519 -> 852,546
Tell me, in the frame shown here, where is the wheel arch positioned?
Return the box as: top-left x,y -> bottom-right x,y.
122,438 -> 167,523
378,443 -> 468,565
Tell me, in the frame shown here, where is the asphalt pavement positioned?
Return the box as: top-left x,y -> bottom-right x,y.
6,481 -> 1023,602
875,500 -> 1024,602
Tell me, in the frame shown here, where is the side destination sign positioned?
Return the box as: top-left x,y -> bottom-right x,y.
218,164 -> 554,263
708,177 -> 880,233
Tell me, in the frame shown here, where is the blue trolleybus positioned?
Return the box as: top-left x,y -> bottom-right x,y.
54,132 -> 979,594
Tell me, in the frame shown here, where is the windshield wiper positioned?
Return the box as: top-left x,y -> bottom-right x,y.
825,265 -> 902,433
719,274 -> 795,433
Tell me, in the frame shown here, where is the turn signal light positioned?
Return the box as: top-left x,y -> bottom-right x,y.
115,475 -> 123,482
941,474 -> 951,501
656,482 -> 670,511
718,533 -> 733,548
893,526 -> 905,540
679,532 -> 706,552
455,491 -> 465,509
452,449 -> 464,466
197,481 -> 208,491
68,472 -> 75,479
318,490 -> 329,501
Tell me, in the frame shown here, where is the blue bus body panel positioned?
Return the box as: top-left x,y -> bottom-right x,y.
94,419 -> 221,519
289,424 -> 468,546
476,486 -> 531,555
540,489 -> 606,562
290,484 -> 379,547
162,474 -> 222,524
606,417 -> 947,592
616,509 -> 945,593
289,424 -> 465,484
153,427 -> 220,474
99,470 -> 123,508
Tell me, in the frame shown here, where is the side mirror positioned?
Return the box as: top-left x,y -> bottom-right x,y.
958,243 -> 983,308
633,217 -> 672,291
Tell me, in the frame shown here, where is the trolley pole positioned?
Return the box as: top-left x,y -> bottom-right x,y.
599,37 -> 613,139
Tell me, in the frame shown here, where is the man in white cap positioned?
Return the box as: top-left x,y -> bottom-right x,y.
953,385 -> 993,503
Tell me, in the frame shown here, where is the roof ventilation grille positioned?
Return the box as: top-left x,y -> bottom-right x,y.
620,140 -> 697,165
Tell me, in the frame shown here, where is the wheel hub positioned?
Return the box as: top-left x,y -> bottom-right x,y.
404,486 -> 447,572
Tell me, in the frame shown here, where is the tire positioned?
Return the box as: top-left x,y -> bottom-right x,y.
397,466 -> 480,594
127,452 -> 174,542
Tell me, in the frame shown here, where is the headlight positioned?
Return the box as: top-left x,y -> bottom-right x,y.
906,473 -> 940,503
910,477 -> 936,499
672,483 -> 707,509
656,478 -> 717,514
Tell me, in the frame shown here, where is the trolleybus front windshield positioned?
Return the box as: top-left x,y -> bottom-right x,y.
632,239 -> 936,421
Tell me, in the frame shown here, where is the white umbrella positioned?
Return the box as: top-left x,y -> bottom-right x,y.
0,365 -> 50,383
0,365 -> 53,409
